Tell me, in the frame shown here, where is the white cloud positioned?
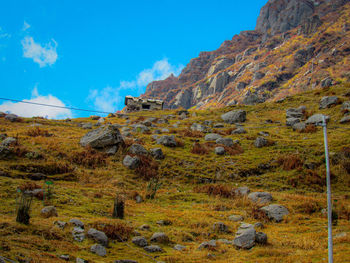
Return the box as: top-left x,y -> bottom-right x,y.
22,21 -> 31,31
0,87 -> 72,119
88,58 -> 184,112
21,36 -> 58,67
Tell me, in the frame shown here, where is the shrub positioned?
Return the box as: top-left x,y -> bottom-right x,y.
247,204 -> 269,222
26,127 -> 52,137
91,221 -> 133,241
277,154 -> 303,170
191,143 -> 209,155
303,125 -> 317,133
135,155 -> 159,180
194,184 -> 235,199
71,147 -> 107,168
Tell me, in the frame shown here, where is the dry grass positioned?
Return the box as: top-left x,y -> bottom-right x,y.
90,220 -> 133,241
277,154 -> 303,170
178,129 -> 204,138
26,127 -> 52,137
135,155 -> 159,180
191,143 -> 209,155
71,147 -> 107,168
193,184 -> 235,198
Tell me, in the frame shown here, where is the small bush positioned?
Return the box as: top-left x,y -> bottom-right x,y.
303,125 -> 317,133
294,200 -> 322,214
277,154 -> 303,170
26,127 -> 52,137
71,147 -> 107,168
135,155 -> 159,180
247,204 -> 269,222
194,184 -> 235,199
221,144 -> 244,156
191,143 -> 209,155
91,221 -> 133,241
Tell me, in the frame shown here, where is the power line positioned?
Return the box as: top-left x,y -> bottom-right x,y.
0,97 -> 113,115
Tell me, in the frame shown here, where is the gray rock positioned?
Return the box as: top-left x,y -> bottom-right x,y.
254,137 -> 268,148
213,123 -> 225,128
54,220 -> 67,229
87,228 -> 108,247
234,186 -> 250,196
0,146 -> 13,160
132,236 -> 148,247
216,137 -> 234,147
215,146 -> 225,155
217,239 -> 234,245
80,125 -> 124,153
5,114 -> 19,122
292,122 -> 306,131
72,227 -> 85,242
231,127 -> 247,134
228,215 -> 244,222
59,255 -> 70,261
305,114 -> 330,126
286,108 -> 304,119
69,219 -> 84,228
41,206 -> 58,218
123,155 -> 140,169
260,204 -> 289,222
156,220 -> 172,226
144,245 -> 163,253
320,96 -> 339,109
156,135 -> 177,147
286,117 -> 300,127
255,232 -> 268,244
135,194 -> 143,203
97,117 -> 105,125
90,243 -> 106,256
234,228 -> 256,249
82,123 -> 93,129
0,137 -> 16,147
129,144 -> 148,156
221,110 -> 246,124
191,123 -> 209,133
341,101 -> 350,111
139,224 -> 150,231
204,133 -> 222,141
133,124 -> 150,133
254,222 -> 264,229
173,244 -> 186,251
150,232 -> 169,244
76,258 -> 88,263
248,192 -> 272,204
157,119 -> 169,124
212,222 -> 229,233
340,116 -> 350,124
321,77 -> 333,88
150,148 -> 164,160
161,128 -> 169,133
198,240 -> 216,250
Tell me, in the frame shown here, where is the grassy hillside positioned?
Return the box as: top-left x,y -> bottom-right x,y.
0,84 -> 350,263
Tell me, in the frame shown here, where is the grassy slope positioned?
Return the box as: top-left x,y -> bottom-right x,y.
0,84 -> 350,263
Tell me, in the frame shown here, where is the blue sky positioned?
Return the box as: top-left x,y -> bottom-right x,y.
0,0 -> 267,118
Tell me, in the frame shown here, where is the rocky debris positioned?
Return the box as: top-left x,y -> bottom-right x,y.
41,206 -> 58,218
123,155 -> 140,169
150,148 -> 164,160
157,118 -> 169,124
161,128 -> 170,133
132,236 -> 148,247
235,186 -> 250,196
248,192 -> 272,204
198,240 -> 217,250
305,114 -> 330,126
5,114 -> 19,122
156,135 -> 177,147
133,124 -> 150,133
173,244 -> 186,251
260,204 -> 289,222
96,117 -> 105,126
0,137 -> 16,147
319,96 -> 339,109
340,116 -> 350,124
80,125 -> 124,154
69,219 -> 84,229
243,93 -> 265,105
204,133 -> 222,141
191,123 -> 209,133
90,243 -> 106,256
129,144 -> 148,156
255,232 -> 268,244
286,107 -> 306,127
228,215 -> 244,222
231,127 -> 247,134
254,137 -> 268,148
221,110 -> 246,124
150,232 -> 169,244
216,137 -> 234,147
286,117 -> 300,127
321,77 -> 333,88
215,147 -> 225,155
54,220 -> 67,229
233,227 -> 256,249
144,245 -> 163,253
212,222 -> 229,233
87,228 -> 109,247
72,227 -> 85,242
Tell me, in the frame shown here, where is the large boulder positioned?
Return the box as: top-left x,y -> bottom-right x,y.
319,96 -> 339,109
156,135 -> 177,147
221,110 -> 246,124
233,227 -> 256,249
260,204 -> 289,222
87,228 -> 109,247
248,192 -> 272,204
80,125 -> 124,154
305,114 -> 330,126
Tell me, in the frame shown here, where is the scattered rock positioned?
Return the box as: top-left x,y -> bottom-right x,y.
54,220 -> 67,229
212,222 -> 229,233
87,228 -> 109,247
321,77 -> 333,88
0,137 -> 16,147
144,245 -> 163,253
292,122 -> 306,132
254,137 -> 268,148
216,137 -> 234,147
90,115 -> 100,120
41,206 -> 58,218
231,127 -> 247,134
234,186 -> 250,196
260,204 -> 289,222
129,144 -> 148,156
204,133 -> 222,141
150,148 -> 164,160
139,224 -> 150,231
286,117 -> 301,127
69,219 -> 84,229
0,146 -> 13,160
173,244 -> 186,251
198,240 -> 216,250
305,114 -> 330,125
59,255 -> 70,261
221,110 -> 246,124
90,243 -> 106,257
82,123 -> 92,129
213,123 -> 225,128
255,232 -> 268,244
72,227 -> 85,242
132,236 -> 148,247
191,123 -> 209,133
161,128 -> 170,133
340,116 -> 350,124
319,96 -> 339,109
248,192 -> 272,204
156,135 -> 177,147
135,194 -> 143,203
233,227 -> 256,249
133,124 -> 150,134
123,155 -> 140,169
156,220 -> 172,226
228,215 -> 244,222
215,147 -> 225,155
150,232 -> 170,244
76,258 -> 88,263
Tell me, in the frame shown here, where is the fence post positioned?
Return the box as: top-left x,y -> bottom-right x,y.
322,115 -> 333,263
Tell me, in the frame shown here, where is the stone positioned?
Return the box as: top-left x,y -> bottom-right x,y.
69,219 -> 84,228
305,114 -> 330,126
135,195 -> 143,203
156,135 -> 177,147
254,222 -> 264,229
80,125 -> 124,153
161,128 -> 170,133
72,227 -> 85,242
150,148 -> 164,160
286,108 -> 304,119
228,215 -> 244,222
254,137 -> 268,148
90,244 -> 106,256
216,137 -> 234,147
76,258 -> 88,263
286,117 -> 300,127
97,117 -> 105,125
59,255 -> 70,261
191,123 -> 209,133
260,204 -> 289,222
129,144 -> 148,156
204,133 -> 222,141
255,232 -> 268,244
234,186 -> 250,196
213,123 -> 225,128
341,101 -> 350,111
133,124 -> 150,133
150,232 -> 169,244
215,147 -> 225,155
221,110 -> 246,124
321,77 -> 333,88
173,244 -> 186,251
292,122 -> 306,132
0,146 -> 13,160
144,245 -> 163,253
212,222 -> 229,233
198,240 -> 216,250
5,114 -> 19,122
231,127 -> 247,134
139,224 -> 150,231
132,236 -> 148,247
156,220 -> 172,226
54,220 -> 67,229
340,116 -> 350,124
320,96 -> 339,109
233,228 -> 256,249
41,206 -> 58,218
87,228 -> 108,247
248,192 -> 273,204
123,155 -> 140,169
0,137 -> 16,147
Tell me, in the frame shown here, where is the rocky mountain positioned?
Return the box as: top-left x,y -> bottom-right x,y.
141,0 -> 350,109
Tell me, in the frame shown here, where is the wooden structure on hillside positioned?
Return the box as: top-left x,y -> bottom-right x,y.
124,96 -> 164,112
